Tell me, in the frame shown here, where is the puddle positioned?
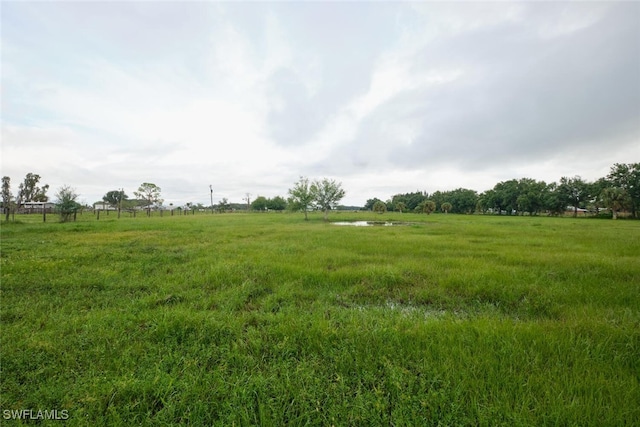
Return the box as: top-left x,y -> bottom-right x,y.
332,221 -> 404,227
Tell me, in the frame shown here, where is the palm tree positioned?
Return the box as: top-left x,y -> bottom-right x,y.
373,200 -> 387,214
441,202 -> 452,214
422,200 -> 436,215
602,187 -> 629,219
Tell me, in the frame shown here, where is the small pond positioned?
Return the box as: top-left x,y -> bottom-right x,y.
332,221 -> 407,227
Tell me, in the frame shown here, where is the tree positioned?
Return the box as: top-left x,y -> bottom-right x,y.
395,202 -> 406,213
441,202 -> 452,214
312,178 -> 346,221
477,190 -> 497,214
251,196 -> 268,211
55,185 -> 81,222
2,176 -> 13,221
588,178 -> 610,215
493,179 -> 519,214
390,191 -> 427,212
543,182 -> 566,216
444,188 -> 478,214
134,183 -> 162,217
364,198 -> 384,211
607,163 -> 640,218
601,187 -> 630,220
17,173 -> 49,207
103,190 -> 128,207
514,178 -> 548,215
557,176 -> 589,217
288,177 -> 316,220
103,190 -> 128,218
267,196 -> 287,211
430,191 -> 445,212
419,200 -> 436,214
217,198 -> 230,213
373,200 -> 387,214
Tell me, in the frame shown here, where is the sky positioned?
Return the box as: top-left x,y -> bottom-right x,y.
2,1 -> 639,208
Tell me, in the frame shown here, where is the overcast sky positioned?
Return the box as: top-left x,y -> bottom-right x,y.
2,1 -> 639,207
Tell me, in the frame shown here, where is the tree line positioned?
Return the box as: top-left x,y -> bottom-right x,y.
0,175 -> 347,222
364,163 -> 639,219
2,163 -> 638,222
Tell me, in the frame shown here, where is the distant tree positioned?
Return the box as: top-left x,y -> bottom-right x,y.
2,176 -> 13,221
103,190 -> 128,207
244,193 -> 252,211
217,198 -> 230,213
477,190 -> 497,214
588,178 -> 611,214
395,202 -> 406,213
385,199 -> 395,213
390,191 -> 427,212
17,173 -> 49,208
251,196 -> 268,211
430,191 -> 445,212
288,177 -> 316,220
267,196 -> 287,211
607,163 -> 640,218
557,176 -> 589,217
493,180 -> 519,214
312,178 -> 346,221
421,200 -> 436,214
441,202 -> 452,214
373,200 -> 387,214
103,190 -> 128,218
601,187 -> 630,220
55,185 -> 81,222
364,198 -> 384,211
134,183 -> 162,217
514,178 -> 547,215
543,182 -> 566,216
445,188 -> 478,214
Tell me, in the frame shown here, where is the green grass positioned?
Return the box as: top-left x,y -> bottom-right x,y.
1,212 -> 639,425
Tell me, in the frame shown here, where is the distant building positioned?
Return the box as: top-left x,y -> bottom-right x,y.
93,202 -> 117,210
21,201 -> 56,213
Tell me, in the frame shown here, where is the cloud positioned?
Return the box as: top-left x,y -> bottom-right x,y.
1,2 -> 638,207
313,2 -> 639,180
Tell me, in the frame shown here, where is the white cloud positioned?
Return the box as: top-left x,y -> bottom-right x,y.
1,2 -> 638,208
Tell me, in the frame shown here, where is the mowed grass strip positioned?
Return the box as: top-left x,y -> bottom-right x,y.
1,213 -> 639,425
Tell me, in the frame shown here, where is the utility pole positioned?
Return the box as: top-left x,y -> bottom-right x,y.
245,193 -> 251,212
210,185 -> 213,214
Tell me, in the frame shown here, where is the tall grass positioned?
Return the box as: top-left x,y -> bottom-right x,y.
1,212 -> 639,425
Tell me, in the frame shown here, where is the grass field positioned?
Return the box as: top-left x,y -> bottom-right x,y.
1,212 -> 639,425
